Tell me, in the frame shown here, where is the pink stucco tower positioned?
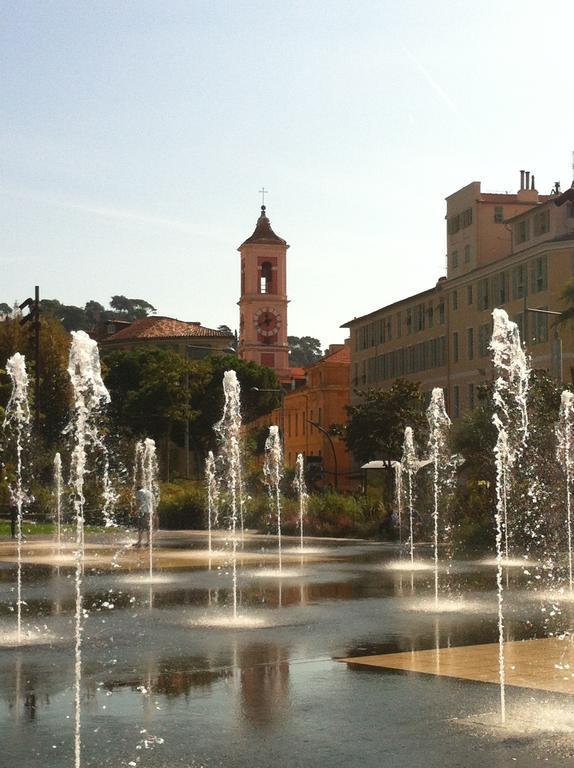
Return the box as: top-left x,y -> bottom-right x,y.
238,205 -> 290,378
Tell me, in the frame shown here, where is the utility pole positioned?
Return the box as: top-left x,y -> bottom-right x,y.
19,285 -> 41,428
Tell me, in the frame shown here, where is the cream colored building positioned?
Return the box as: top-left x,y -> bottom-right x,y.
343,173 -> 574,416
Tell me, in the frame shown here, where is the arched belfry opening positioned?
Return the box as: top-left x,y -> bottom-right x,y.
259,261 -> 273,294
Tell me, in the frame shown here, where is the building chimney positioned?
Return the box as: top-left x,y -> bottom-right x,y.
520,170 -> 525,190
531,174 -> 535,190
525,171 -> 530,189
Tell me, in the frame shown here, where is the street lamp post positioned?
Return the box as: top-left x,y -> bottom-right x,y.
307,419 -> 338,491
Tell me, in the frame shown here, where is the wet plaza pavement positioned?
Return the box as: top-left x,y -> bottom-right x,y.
1,531 -> 574,767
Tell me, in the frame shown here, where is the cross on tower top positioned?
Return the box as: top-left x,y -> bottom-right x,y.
259,187 -> 268,206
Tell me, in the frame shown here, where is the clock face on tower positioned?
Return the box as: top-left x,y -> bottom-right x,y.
254,308 -> 281,337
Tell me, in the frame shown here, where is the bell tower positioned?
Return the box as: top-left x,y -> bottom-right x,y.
238,205 -> 290,379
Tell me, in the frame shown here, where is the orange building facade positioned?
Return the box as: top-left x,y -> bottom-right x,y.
249,342 -> 357,491
343,172 -> 574,418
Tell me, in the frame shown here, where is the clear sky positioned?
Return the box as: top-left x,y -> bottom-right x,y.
2,1 -> 573,348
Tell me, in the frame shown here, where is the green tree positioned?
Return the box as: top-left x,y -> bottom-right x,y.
288,336 -> 323,367
103,347 -> 191,442
0,302 -> 11,316
85,300 -> 106,325
450,371 -> 563,547
109,295 -> 156,320
101,348 -> 280,462
0,315 -> 72,442
344,379 -> 426,466
40,299 -> 91,332
187,354 -> 281,456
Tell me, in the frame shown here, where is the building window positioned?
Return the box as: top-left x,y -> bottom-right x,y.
414,303 -> 425,332
447,215 -> 460,235
438,302 -> 445,324
451,250 -> 459,269
452,291 -> 458,310
428,304 -> 434,329
468,383 -> 475,409
406,308 -> 413,335
494,206 -> 504,223
514,219 -> 530,244
464,244 -> 471,263
533,209 -> 550,237
452,332 -> 459,363
531,307 -> 548,344
478,278 -> 489,310
479,323 -> 491,357
259,261 -> 273,294
512,264 -> 528,299
467,328 -> 474,360
531,256 -> 548,293
396,312 -> 402,338
461,208 -> 473,228
467,285 -> 473,305
490,272 -> 509,305
385,317 -> 392,341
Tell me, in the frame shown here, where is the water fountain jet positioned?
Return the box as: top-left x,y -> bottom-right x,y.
556,390 -> 574,592
293,453 -> 308,552
67,330 -> 111,768
400,426 -> 418,566
214,371 -> 243,620
3,353 -> 31,645
263,425 -> 284,572
427,388 -> 453,607
490,307 -> 530,724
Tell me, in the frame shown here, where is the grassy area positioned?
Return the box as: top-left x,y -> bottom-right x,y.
0,521 -> 109,537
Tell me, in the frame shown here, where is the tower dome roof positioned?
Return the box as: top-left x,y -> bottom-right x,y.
239,206 -> 288,248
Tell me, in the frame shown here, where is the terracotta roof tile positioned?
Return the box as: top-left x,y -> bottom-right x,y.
102,316 -> 234,342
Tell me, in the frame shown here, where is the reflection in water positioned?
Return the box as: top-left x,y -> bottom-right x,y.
101,657 -> 233,704
239,643 -> 290,726
2,540 -> 574,767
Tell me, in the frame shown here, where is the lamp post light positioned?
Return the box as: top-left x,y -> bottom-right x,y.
307,419 -> 338,492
